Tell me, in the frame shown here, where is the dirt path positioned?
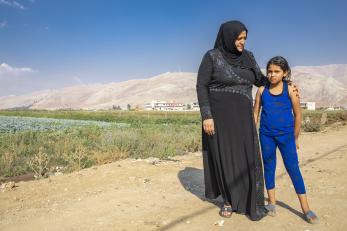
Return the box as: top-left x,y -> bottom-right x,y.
1,125 -> 347,231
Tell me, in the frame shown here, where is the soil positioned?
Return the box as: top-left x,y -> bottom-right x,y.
1,125 -> 347,231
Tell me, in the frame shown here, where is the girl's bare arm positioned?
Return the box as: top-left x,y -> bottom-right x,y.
289,85 -> 302,139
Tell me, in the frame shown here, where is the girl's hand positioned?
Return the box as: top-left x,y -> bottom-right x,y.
203,119 -> 215,136
295,138 -> 300,150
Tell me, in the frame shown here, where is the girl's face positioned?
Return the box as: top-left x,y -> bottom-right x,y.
267,64 -> 288,84
234,30 -> 247,52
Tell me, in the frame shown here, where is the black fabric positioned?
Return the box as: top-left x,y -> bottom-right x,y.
214,20 -> 254,70
196,52 -> 214,120
196,49 -> 268,221
196,49 -> 267,120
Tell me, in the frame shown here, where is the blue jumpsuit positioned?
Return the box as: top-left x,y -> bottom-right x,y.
259,81 -> 306,194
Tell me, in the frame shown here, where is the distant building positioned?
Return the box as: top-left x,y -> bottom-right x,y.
300,102 -> 316,110
325,106 -> 344,111
190,102 -> 200,111
144,100 -> 185,111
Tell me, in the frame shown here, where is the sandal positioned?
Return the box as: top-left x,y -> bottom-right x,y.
265,204 -> 276,217
219,205 -> 232,218
305,210 -> 319,224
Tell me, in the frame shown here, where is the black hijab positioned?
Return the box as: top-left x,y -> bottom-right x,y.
214,20 -> 254,70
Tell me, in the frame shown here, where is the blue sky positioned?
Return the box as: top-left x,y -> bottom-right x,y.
0,0 -> 346,96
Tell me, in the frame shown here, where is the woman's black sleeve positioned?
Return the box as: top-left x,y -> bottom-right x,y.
248,51 -> 268,87
196,52 -> 213,121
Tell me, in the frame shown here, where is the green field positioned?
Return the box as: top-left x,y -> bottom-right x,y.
0,109 -> 346,180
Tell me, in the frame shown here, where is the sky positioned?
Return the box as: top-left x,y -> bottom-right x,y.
0,0 -> 346,96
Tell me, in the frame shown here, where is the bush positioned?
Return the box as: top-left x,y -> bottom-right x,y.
302,121 -> 322,132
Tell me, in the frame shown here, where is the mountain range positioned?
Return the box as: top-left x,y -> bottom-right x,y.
0,64 -> 346,110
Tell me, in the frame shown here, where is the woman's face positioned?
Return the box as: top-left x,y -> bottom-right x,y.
234,30 -> 247,52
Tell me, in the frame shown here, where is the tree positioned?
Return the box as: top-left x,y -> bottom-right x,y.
113,105 -> 122,110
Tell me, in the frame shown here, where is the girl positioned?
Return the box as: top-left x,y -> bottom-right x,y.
253,56 -> 318,224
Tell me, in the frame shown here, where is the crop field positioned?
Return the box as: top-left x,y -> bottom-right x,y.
0,109 -> 346,181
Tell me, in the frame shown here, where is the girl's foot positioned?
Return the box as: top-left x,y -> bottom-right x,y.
219,204 -> 232,218
265,204 -> 276,217
304,210 -> 319,224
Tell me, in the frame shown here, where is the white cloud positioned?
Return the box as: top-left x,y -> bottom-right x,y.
12,1 -> 24,9
0,20 -> 7,28
0,0 -> 25,10
0,63 -> 37,77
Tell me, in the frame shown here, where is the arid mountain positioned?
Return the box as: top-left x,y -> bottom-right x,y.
0,65 -> 346,110
291,64 -> 347,108
0,72 -> 197,110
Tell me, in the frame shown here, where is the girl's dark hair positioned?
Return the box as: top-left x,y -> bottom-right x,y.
266,56 -> 291,81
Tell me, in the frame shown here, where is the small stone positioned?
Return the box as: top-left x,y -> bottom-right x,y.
161,220 -> 169,226
214,220 -> 224,226
0,181 -> 16,192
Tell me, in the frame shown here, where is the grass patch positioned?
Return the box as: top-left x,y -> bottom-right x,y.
1,109 -> 346,180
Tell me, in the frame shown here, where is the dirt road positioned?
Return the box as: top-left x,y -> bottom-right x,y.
1,125 -> 347,231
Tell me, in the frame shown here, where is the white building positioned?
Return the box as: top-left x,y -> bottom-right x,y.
300,102 -> 316,110
190,102 -> 200,111
144,100 -> 185,111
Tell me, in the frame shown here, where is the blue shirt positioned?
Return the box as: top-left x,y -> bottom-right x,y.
260,81 -> 294,136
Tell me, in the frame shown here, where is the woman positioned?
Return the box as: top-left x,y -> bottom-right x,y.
196,20 -> 269,220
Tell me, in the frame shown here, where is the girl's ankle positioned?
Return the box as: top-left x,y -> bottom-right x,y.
302,208 -> 311,214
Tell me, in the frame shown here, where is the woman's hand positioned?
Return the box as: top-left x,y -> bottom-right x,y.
203,119 -> 215,136
288,82 -> 300,98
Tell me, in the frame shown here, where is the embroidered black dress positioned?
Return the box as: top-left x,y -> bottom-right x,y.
196,48 -> 267,221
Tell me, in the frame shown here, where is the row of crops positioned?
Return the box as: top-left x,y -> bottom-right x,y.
0,115 -> 129,133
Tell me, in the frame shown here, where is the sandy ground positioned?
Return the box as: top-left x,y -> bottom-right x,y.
1,125 -> 347,231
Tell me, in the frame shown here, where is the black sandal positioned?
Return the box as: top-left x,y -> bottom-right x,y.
219,205 -> 232,218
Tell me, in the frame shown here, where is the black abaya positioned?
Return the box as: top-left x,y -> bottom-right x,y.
197,48 -> 267,221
